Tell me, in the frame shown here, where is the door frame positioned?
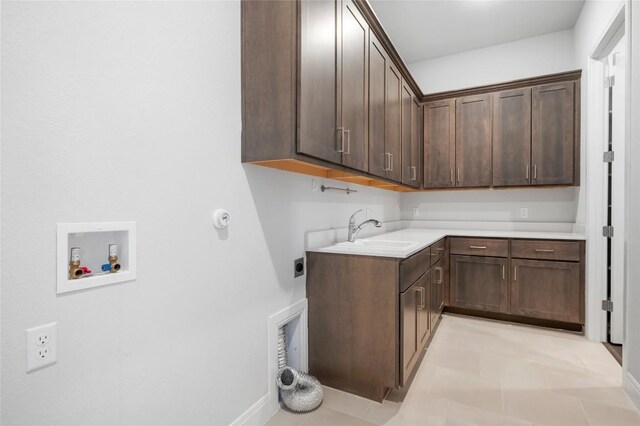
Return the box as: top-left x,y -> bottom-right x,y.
584,3 -> 625,342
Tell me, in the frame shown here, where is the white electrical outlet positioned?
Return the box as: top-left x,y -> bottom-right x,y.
412,207 -> 419,217
520,208 -> 529,219
26,322 -> 57,372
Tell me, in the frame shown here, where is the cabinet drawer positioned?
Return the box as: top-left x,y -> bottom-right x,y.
400,246 -> 431,293
449,237 -> 508,257
430,238 -> 445,265
511,240 -> 581,262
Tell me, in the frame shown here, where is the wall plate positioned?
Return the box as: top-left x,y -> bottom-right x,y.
57,222 -> 136,294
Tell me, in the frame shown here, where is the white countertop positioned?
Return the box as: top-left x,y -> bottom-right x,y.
309,227 -> 585,259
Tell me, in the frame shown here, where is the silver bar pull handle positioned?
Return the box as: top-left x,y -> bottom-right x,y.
535,249 -> 555,253
526,165 -> 530,181
457,169 -> 461,183
344,129 -> 350,155
436,266 -> 443,284
384,153 -> 390,171
337,128 -> 345,153
450,169 -> 454,184
502,265 -> 505,280
410,166 -> 417,181
469,245 -> 487,250
389,153 -> 393,172
533,164 -> 537,180
514,266 -> 517,281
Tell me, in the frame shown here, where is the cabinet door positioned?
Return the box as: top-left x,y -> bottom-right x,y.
531,82 -> 575,185
430,257 -> 444,327
424,99 -> 455,188
411,98 -> 422,187
385,62 -> 402,182
450,255 -> 509,313
493,88 -> 531,187
299,0 -> 340,164
400,281 -> 420,386
511,259 -> 581,323
368,32 -> 387,179
456,94 -> 492,187
417,271 -> 431,348
339,0 -> 369,172
401,82 -> 418,186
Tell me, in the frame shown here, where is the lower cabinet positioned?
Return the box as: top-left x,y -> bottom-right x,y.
307,243 -> 444,402
511,258 -> 582,323
400,271 -> 430,386
446,237 -> 585,330
430,257 -> 444,327
450,255 -> 509,313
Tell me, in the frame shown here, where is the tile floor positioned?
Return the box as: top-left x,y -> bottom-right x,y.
267,314 -> 640,426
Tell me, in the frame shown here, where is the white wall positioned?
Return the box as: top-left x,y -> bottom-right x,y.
0,2 -> 400,425
401,188 -> 579,223
409,29 -> 576,94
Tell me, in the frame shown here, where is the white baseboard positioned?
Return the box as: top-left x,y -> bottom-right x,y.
623,371 -> 640,410
230,393 -> 276,426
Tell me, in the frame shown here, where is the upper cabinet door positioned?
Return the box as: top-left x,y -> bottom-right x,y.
531,82 -> 575,185
423,99 -> 455,189
368,32 -> 387,179
492,88 -> 532,187
385,62 -> 402,182
456,94 -> 492,187
339,0 -> 369,172
298,0 -> 340,164
401,82 -> 415,186
410,97 -> 422,188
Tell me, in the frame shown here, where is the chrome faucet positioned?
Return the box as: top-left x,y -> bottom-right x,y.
347,209 -> 382,242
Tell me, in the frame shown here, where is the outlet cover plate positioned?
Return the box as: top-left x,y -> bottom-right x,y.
26,322 -> 57,372
520,208 -> 529,219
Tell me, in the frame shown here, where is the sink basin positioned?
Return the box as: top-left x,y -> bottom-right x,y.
351,239 -> 417,249
316,239 -> 423,258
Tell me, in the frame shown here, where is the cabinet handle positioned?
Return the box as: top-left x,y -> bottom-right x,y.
514,266 -> 517,281
437,247 -> 444,252
436,266 -> 443,284
389,153 -> 393,172
337,128 -> 345,153
533,164 -> 537,180
410,166 -> 417,181
502,265 -> 505,280
469,245 -> 487,250
535,249 -> 555,253
526,165 -> 530,181
416,287 -> 425,309
384,153 -> 390,171
344,129 -> 350,155
450,169 -> 454,184
457,169 -> 461,183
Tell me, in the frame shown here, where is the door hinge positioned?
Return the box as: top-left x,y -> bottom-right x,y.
605,75 -> 616,87
603,226 -> 614,238
603,151 -> 615,162
602,299 -> 614,312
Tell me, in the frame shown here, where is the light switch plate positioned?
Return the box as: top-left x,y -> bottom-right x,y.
26,322 -> 57,372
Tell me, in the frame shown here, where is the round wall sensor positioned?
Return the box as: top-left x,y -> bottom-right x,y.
213,209 -> 231,229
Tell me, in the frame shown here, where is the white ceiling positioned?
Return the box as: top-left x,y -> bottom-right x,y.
368,0 -> 585,64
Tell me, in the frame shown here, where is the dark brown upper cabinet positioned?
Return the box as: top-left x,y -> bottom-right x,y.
338,0 -> 369,172
401,83 -> 420,187
368,32 -> 388,179
492,88 -> 532,187
385,61 -> 403,182
298,0 -> 341,164
455,94 -> 492,187
410,98 -> 422,187
423,99 -> 455,189
532,82 -> 576,185
368,31 -> 403,183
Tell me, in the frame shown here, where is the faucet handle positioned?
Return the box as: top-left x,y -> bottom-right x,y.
349,209 -> 363,224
